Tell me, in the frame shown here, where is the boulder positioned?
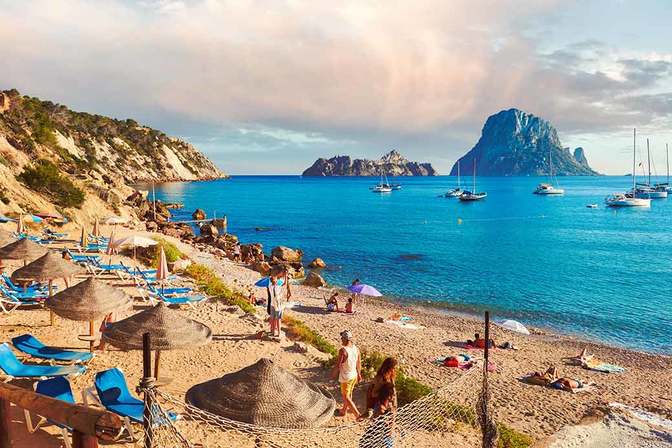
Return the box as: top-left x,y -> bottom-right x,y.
172,258 -> 192,272
252,261 -> 271,276
200,224 -> 219,237
241,243 -> 264,261
192,209 -> 207,220
145,221 -> 159,232
271,246 -> 303,263
303,271 -> 326,288
308,258 -> 326,269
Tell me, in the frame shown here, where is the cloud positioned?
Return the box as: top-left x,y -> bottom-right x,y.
1,0 -> 671,173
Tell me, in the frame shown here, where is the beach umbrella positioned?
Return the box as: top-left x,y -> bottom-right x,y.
92,219 -> 101,238
16,214 -> 25,235
156,246 -> 169,293
0,238 -> 47,266
12,252 -> 85,325
254,277 -> 285,287
22,214 -> 43,224
498,319 -> 530,335
46,278 -> 133,351
102,302 -> 212,378
35,212 -> 62,220
186,358 -> 336,428
347,283 -> 382,297
115,235 -> 157,265
0,215 -> 14,223
80,226 -> 88,249
104,216 -> 128,226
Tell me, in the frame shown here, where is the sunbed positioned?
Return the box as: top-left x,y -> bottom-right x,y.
24,377 -> 74,448
1,273 -> 50,293
85,368 -> 178,439
12,334 -> 94,364
0,343 -> 86,382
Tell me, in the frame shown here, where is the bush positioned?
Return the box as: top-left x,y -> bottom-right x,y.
17,159 -> 85,208
151,238 -> 184,267
497,423 -> 533,448
184,263 -> 256,314
282,314 -> 338,357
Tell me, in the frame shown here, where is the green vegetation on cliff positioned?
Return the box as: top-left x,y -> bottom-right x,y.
17,159 -> 85,208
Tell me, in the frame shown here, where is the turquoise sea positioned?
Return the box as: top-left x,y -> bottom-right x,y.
154,176 -> 672,354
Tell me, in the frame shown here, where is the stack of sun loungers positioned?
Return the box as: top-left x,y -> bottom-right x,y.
0,275 -> 53,313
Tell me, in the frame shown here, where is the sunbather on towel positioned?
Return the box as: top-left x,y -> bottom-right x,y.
523,366 -> 558,386
551,377 -> 586,392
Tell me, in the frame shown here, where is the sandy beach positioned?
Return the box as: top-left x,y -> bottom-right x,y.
1,223 -> 671,447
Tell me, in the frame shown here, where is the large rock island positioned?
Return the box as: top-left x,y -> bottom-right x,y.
450,109 -> 598,176
303,150 -> 437,176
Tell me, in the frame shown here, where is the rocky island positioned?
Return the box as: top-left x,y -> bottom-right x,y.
451,108 -> 598,176
302,150 -> 437,176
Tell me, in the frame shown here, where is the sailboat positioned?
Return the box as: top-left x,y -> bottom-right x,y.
459,160 -> 487,201
444,160 -> 464,198
371,171 -> 392,193
605,129 -> 651,207
631,139 -> 667,199
653,143 -> 672,193
534,148 -> 564,195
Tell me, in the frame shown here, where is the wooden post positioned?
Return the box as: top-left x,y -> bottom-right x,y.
89,320 -> 95,352
154,350 -> 161,379
0,397 -> 10,448
72,430 -> 98,448
142,332 -> 154,448
484,311 -> 490,372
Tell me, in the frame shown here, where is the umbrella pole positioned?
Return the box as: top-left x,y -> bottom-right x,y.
89,320 -> 95,352
49,279 -> 54,326
154,350 -> 161,379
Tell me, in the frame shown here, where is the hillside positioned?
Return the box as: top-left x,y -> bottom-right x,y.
450,109 -> 598,176
302,150 -> 437,176
0,89 -> 225,223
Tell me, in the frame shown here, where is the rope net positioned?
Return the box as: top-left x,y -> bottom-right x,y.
141,367 -> 482,448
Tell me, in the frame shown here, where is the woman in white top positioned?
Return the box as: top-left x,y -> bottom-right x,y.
332,330 -> 362,419
267,269 -> 291,338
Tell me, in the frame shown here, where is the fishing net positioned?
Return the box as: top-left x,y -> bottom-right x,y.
139,366 -> 482,448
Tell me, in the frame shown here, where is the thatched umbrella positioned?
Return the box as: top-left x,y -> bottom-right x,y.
0,238 -> 48,266
0,229 -> 12,247
12,251 -> 85,325
186,358 -> 336,428
46,278 -> 133,351
102,303 -> 212,378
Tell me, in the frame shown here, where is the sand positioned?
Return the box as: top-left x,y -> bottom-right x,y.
1,224 -> 670,447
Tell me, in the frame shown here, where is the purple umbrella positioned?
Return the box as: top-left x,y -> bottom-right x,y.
347,284 -> 382,297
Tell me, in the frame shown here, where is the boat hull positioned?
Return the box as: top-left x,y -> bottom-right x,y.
534,189 -> 565,195
606,197 -> 651,207
459,193 -> 487,201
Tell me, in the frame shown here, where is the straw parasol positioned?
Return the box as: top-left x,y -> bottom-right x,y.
0,238 -> 48,265
0,230 -> 13,248
12,251 -> 85,325
102,303 -> 212,377
186,358 -> 336,428
46,278 -> 133,350
92,218 -> 101,238
16,214 -> 25,235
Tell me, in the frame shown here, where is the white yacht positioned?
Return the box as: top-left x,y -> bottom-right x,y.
459,160 -> 487,201
534,148 -> 564,195
630,140 -> 667,198
606,129 -> 652,208
445,160 -> 464,198
372,172 -> 392,193
653,143 -> 672,193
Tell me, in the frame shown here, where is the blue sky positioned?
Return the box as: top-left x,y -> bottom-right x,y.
1,0 -> 671,175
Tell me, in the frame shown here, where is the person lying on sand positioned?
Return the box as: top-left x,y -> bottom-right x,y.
551,377 -> 585,392
522,366 -> 558,386
566,348 -> 625,373
467,333 -> 495,349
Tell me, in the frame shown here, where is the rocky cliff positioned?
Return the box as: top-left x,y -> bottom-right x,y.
302,150 -> 437,176
450,109 -> 598,176
0,89 -> 225,223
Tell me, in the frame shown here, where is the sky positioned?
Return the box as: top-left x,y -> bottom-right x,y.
1,0 -> 672,175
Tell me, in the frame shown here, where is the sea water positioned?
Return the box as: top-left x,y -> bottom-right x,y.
153,176 -> 672,354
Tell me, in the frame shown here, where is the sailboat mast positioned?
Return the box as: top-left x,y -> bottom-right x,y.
473,159 -> 476,192
632,128 -> 636,191
647,138 -> 651,186
667,143 -> 670,184
457,160 -> 461,189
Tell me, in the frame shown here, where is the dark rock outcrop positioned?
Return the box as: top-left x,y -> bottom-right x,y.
303,150 -> 437,176
303,272 -> 327,288
450,109 -> 598,176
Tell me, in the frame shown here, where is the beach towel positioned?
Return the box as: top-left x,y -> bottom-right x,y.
583,359 -> 625,373
384,320 -> 424,330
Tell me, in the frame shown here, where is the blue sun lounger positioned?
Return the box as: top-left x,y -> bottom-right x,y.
2,273 -> 49,293
0,343 -> 86,382
12,334 -> 94,364
25,377 -> 75,448
86,368 -> 178,439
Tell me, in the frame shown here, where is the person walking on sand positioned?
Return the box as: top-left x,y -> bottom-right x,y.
332,330 -> 362,419
366,357 -> 398,417
267,272 -> 285,339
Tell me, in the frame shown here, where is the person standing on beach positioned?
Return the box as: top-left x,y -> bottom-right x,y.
366,357 -> 398,417
332,330 -> 362,419
267,269 -> 289,339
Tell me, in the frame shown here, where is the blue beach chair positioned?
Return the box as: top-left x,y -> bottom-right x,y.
12,334 -> 94,364
86,368 -> 178,439
0,343 -> 85,382
1,273 -> 49,293
24,377 -> 74,448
